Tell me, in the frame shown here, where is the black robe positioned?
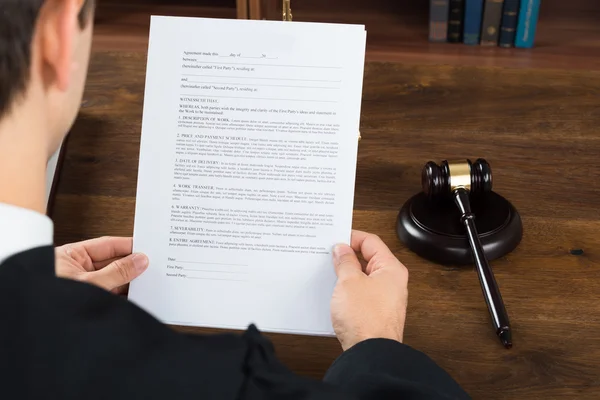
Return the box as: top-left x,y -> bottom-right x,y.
0,246 -> 470,399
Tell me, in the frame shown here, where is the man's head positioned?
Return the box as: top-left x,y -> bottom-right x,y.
0,0 -> 95,156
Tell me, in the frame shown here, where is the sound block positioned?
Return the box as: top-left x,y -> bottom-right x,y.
396,191 -> 523,265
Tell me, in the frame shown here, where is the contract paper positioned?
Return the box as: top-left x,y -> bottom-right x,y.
129,16 -> 366,335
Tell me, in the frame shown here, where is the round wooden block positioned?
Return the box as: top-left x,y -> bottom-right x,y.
396,191 -> 523,265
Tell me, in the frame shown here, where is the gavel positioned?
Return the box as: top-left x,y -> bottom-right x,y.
421,159 -> 512,349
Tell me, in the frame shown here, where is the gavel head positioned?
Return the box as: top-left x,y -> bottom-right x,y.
421,158 -> 493,198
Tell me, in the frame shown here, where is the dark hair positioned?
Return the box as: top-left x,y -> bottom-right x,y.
0,0 -> 94,118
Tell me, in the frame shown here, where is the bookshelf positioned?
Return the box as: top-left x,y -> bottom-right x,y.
249,0 -> 600,70
92,0 -> 600,70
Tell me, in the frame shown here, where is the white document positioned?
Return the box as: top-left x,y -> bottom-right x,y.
129,16 -> 366,336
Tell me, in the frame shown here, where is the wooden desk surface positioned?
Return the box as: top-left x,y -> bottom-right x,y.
53,52 -> 600,399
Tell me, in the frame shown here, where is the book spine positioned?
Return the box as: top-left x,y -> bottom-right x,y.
429,0 -> 451,42
447,0 -> 466,42
515,0 -> 541,48
480,0 -> 505,46
463,0 -> 484,45
499,0 -> 521,47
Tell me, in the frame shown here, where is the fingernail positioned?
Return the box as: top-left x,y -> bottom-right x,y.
333,244 -> 352,262
132,253 -> 149,273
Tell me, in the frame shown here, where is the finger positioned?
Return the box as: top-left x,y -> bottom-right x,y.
93,256 -> 122,271
359,257 -> 368,273
350,230 -> 394,260
332,244 -> 364,281
350,230 -> 405,274
80,237 -> 133,262
57,243 -> 95,272
84,253 -> 149,291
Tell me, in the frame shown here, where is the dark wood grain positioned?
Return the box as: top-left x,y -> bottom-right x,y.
91,0 -> 237,52
92,0 -> 600,70
277,0 -> 600,70
52,51 -> 600,399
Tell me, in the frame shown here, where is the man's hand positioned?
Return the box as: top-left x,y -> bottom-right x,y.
331,230 -> 409,351
55,237 -> 149,295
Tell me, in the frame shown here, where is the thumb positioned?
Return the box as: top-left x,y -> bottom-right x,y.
87,253 -> 149,291
333,244 -> 363,281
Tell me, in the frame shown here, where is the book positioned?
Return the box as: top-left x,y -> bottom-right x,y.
447,0 -> 466,42
480,0 -> 505,46
515,0 -> 541,48
463,0 -> 484,45
499,0 -> 521,47
128,16 -> 366,335
429,0 -> 450,42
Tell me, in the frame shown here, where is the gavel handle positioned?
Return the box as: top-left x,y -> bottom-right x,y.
453,188 -> 512,349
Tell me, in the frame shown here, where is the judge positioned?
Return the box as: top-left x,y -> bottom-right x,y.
0,1 -> 470,399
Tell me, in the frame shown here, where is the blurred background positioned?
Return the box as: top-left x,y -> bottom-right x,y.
93,0 -> 600,69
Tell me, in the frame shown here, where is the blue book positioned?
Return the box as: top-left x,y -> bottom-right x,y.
515,0 -> 541,48
499,0 -> 521,47
463,0 -> 484,45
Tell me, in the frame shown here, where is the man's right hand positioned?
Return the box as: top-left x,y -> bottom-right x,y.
331,230 -> 409,351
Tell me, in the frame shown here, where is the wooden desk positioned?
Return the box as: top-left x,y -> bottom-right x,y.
53,51 -> 600,399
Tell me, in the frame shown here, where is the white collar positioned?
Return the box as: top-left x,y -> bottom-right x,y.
0,202 -> 53,264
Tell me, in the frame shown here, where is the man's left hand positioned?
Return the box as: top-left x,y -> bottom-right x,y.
55,237 -> 149,295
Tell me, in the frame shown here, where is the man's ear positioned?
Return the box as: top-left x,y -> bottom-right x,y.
37,0 -> 83,92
